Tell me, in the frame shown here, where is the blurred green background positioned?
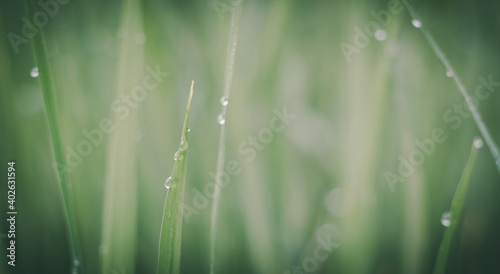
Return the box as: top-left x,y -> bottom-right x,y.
1,0 -> 500,273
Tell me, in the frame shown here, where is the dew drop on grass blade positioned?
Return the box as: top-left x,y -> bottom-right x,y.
433,137 -> 483,274
157,81 -> 194,274
24,0 -> 83,272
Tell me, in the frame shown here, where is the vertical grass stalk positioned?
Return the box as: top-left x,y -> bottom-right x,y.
403,0 -> 500,175
156,81 -> 194,274
210,1 -> 243,273
100,0 -> 144,273
24,0 -> 83,272
433,138 -> 483,274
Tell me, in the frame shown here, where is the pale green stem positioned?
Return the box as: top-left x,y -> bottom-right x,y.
209,1 -> 244,274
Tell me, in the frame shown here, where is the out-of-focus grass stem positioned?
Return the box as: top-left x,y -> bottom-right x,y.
209,1 -> 243,273
403,0 -> 500,175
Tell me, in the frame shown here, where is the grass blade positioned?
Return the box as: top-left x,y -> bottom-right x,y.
100,0 -> 144,273
433,138 -> 483,274
24,0 -> 83,272
209,1 -> 244,273
403,0 -> 500,176
156,81 -> 194,274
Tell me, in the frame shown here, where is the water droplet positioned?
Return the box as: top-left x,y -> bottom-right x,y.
165,176 -> 172,189
496,159 -> 500,167
473,137 -> 484,148
187,128 -> 191,133
30,67 -> 39,78
412,19 -> 422,28
179,137 -> 188,150
73,260 -> 80,267
217,114 -> 226,125
174,151 -> 179,161
220,96 -> 229,106
441,211 -> 451,227
374,29 -> 387,41
446,70 -> 453,78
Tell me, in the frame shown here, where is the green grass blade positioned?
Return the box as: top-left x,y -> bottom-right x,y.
24,0 -> 83,272
156,81 -> 194,274
209,1 -> 243,273
100,0 -> 144,273
403,0 -> 500,176
433,138 -> 483,274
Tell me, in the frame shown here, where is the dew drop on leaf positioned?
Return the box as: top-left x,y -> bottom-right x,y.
220,96 -> 229,106
30,67 -> 39,78
412,19 -> 422,28
165,176 -> 172,189
217,114 -> 226,125
441,211 -> 451,227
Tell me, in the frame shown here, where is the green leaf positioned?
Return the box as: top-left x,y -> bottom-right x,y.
24,0 -> 83,272
100,0 -> 144,273
209,1 -> 244,273
403,0 -> 500,176
157,81 -> 194,274
433,138 -> 482,274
